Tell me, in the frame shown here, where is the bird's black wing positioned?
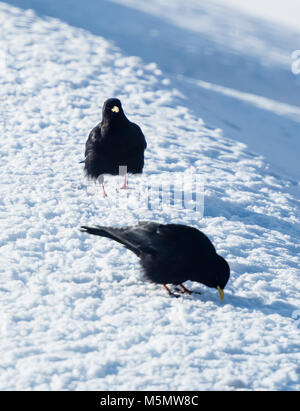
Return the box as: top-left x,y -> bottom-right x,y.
96,223 -> 216,259
84,125 -> 102,158
126,122 -> 147,151
134,123 -> 147,150
155,224 -> 216,256
80,222 -> 158,257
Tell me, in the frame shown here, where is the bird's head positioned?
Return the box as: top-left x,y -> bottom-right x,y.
102,98 -> 124,120
194,254 -> 230,301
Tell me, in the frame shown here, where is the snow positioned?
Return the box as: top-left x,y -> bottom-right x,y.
0,1 -> 299,391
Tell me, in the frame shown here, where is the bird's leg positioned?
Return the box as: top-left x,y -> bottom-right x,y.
119,166 -> 127,189
101,182 -> 108,198
163,284 -> 180,298
120,174 -> 127,190
98,175 -> 107,197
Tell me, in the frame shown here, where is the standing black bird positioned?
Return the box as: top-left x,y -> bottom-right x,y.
80,222 -> 230,300
83,98 -> 147,196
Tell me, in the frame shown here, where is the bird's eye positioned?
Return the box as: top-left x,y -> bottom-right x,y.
111,106 -> 120,113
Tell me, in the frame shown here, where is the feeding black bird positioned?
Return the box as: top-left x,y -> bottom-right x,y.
82,98 -> 147,196
80,222 -> 230,300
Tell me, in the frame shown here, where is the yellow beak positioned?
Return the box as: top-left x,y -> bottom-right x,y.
217,286 -> 224,301
111,106 -> 120,113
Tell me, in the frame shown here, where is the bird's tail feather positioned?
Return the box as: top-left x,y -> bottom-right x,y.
80,226 -> 141,256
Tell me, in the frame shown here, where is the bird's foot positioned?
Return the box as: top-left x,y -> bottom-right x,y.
176,284 -> 202,295
163,284 -> 180,298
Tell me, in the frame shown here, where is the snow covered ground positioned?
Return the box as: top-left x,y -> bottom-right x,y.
0,1 -> 299,390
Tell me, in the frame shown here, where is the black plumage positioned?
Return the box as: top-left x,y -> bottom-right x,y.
80,222 -> 230,300
83,98 -> 147,194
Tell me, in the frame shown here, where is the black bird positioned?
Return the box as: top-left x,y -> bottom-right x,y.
83,98 -> 147,196
80,222 -> 230,300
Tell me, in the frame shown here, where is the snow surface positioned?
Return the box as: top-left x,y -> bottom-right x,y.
0,1 -> 299,391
